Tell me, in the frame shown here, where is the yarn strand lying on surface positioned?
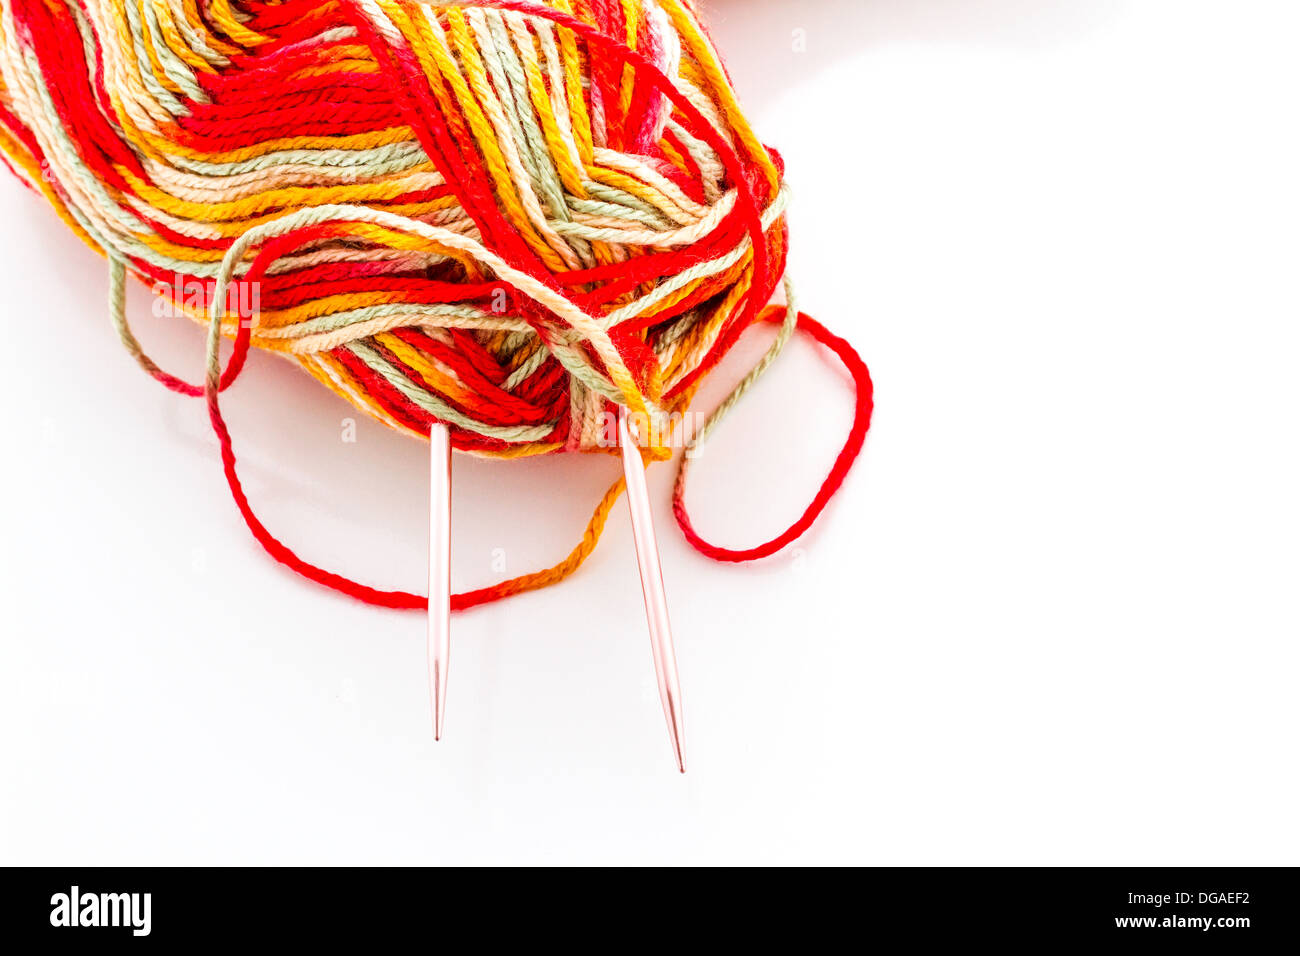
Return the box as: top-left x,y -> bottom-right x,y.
0,0 -> 873,608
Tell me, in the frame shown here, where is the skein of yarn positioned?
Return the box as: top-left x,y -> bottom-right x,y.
0,0 -> 873,609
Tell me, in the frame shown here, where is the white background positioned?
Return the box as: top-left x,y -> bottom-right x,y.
1,0 -> 1297,865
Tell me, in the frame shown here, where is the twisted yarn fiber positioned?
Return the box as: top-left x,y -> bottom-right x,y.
0,0 -> 873,608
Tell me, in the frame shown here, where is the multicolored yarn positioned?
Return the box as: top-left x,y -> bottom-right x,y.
0,0 -> 873,609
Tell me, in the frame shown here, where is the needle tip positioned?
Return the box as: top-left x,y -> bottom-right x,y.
432,675 -> 446,741
668,710 -> 685,773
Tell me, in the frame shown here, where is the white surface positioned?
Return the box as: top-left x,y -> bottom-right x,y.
1,0 -> 1298,866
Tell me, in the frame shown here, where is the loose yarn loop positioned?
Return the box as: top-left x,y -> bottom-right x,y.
0,0 -> 873,609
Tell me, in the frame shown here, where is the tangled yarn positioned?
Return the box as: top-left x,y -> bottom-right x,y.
0,0 -> 873,608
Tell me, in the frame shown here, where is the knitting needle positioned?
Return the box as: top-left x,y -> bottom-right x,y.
428,421 -> 452,741
619,408 -> 686,773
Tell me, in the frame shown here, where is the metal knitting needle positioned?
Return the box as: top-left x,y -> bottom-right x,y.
619,408 -> 686,773
428,421 -> 452,741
